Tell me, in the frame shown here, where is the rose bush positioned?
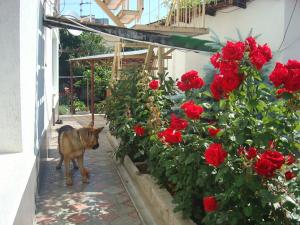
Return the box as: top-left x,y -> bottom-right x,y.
106,38 -> 300,225
105,67 -> 175,161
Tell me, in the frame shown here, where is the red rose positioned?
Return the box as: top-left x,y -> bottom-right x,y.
191,77 -> 205,89
258,44 -> 272,62
245,36 -> 257,51
134,124 -> 145,136
177,70 -> 205,91
203,196 -> 218,212
286,59 -> 300,70
269,62 -> 289,87
221,73 -> 241,92
210,52 -> 221,68
158,128 -> 182,144
204,143 -> 228,167
261,150 -> 285,170
268,140 -> 276,149
170,114 -> 188,130
276,88 -> 292,97
254,158 -> 276,178
285,171 -> 296,181
222,41 -> 245,61
208,127 -> 221,137
237,146 -> 246,156
246,147 -> 258,160
180,100 -> 204,119
250,49 -> 267,70
219,61 -> 239,76
237,146 -> 257,160
181,70 -> 198,82
210,74 -> 226,101
176,81 -> 189,91
284,68 -> 300,92
286,154 -> 296,165
149,80 -> 159,90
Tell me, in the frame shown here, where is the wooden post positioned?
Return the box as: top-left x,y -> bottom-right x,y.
90,61 -> 95,126
201,0 -> 206,28
86,78 -> 89,111
69,62 -> 74,114
176,0 -> 180,25
142,45 -> 154,76
158,47 -> 165,75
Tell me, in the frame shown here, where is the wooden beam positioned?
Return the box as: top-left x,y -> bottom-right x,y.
133,24 -> 209,36
122,42 -> 149,48
149,67 -> 168,70
163,48 -> 175,57
153,55 -> 172,59
121,54 -> 147,59
94,0 -> 124,27
142,45 -> 154,75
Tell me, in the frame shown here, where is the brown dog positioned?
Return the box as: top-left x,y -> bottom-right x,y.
57,125 -> 104,185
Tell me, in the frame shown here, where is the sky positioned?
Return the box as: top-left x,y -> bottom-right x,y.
59,0 -> 169,26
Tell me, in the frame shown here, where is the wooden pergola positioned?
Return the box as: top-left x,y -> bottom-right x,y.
68,49 -> 148,125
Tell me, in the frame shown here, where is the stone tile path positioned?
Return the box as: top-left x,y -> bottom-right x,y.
35,115 -> 142,225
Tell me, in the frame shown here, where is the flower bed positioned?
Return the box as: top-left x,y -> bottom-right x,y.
104,38 -> 300,225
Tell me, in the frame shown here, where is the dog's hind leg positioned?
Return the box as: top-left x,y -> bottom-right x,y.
77,155 -> 89,184
71,159 -> 79,170
64,157 -> 73,186
56,152 -> 64,170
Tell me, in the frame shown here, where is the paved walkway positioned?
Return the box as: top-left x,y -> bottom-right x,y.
35,115 -> 142,225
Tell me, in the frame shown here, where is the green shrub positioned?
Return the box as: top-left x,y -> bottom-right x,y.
74,99 -> 86,112
94,101 -> 105,114
104,67 -> 175,161
58,105 -> 70,115
105,37 -> 300,225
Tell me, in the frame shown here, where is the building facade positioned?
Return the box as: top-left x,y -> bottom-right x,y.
167,0 -> 300,79
0,0 -> 59,224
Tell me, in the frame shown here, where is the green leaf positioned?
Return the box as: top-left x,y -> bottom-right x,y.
243,207 -> 252,217
235,175 -> 244,187
185,154 -> 196,165
245,139 -> 253,145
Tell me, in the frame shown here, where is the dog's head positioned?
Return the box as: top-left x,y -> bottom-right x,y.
80,127 -> 104,150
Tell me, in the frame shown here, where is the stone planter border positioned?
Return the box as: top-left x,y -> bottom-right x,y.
106,131 -> 196,225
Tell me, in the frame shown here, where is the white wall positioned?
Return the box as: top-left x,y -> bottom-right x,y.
0,0 -> 23,153
0,0 -> 59,224
281,0 -> 300,62
168,0 -> 286,79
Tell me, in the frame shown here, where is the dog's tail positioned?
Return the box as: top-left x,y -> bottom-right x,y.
57,125 -> 74,152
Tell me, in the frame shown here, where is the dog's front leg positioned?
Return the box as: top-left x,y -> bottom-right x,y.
77,155 -> 89,184
64,157 -> 73,186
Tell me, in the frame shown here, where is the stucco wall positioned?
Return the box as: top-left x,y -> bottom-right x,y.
0,0 -> 59,224
281,0 -> 300,62
0,0 -> 23,153
168,0 -> 286,79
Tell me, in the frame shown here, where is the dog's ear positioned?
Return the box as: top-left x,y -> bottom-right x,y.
95,127 -> 104,134
87,121 -> 94,128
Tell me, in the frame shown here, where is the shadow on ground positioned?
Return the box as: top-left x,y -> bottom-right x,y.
35,115 -> 142,225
